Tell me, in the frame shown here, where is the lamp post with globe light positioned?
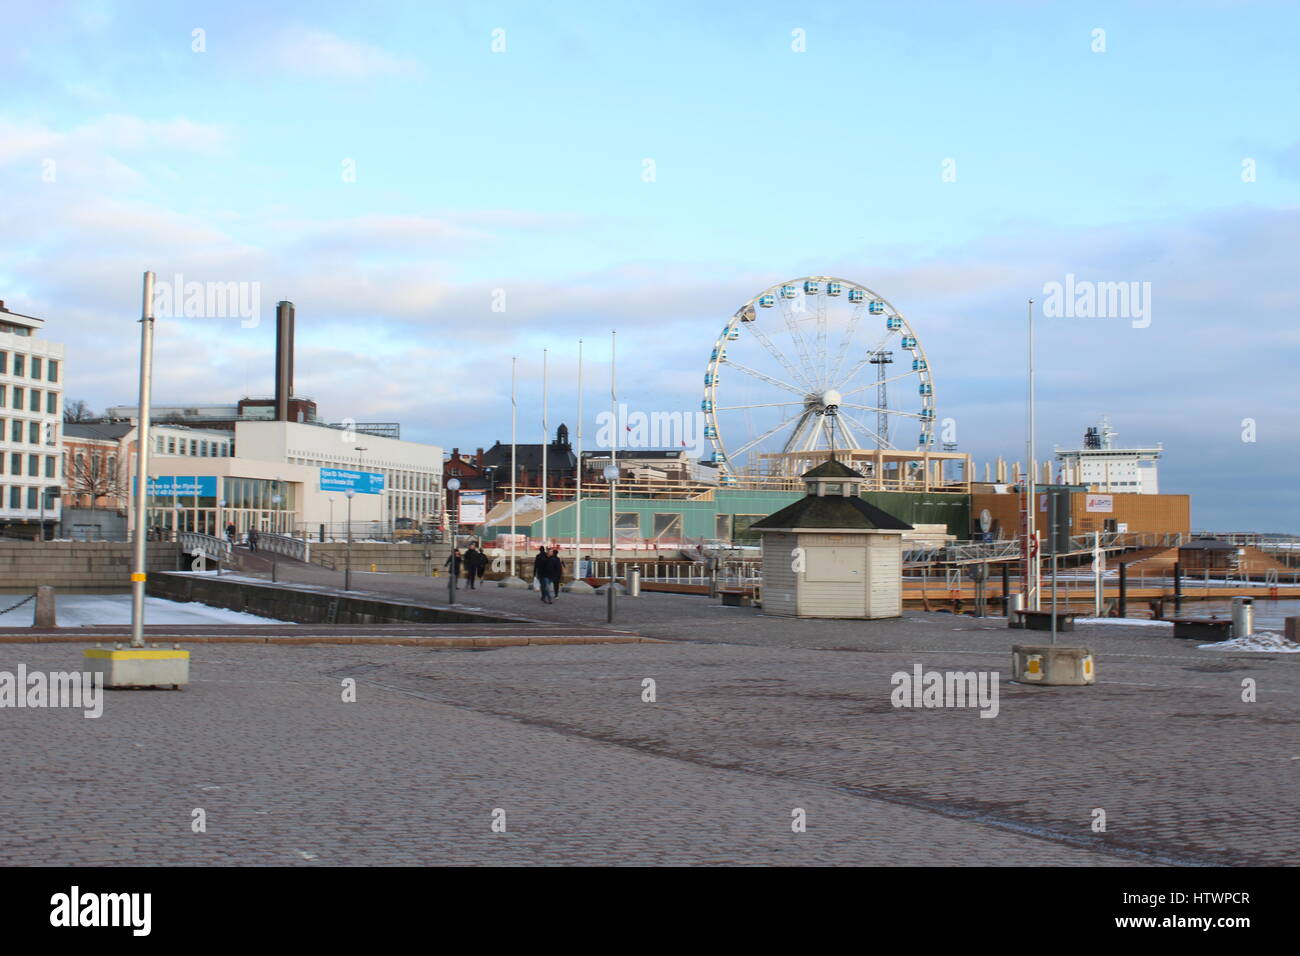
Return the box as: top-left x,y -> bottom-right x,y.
344,489 -> 356,590
446,478 -> 461,604
603,464 -> 618,623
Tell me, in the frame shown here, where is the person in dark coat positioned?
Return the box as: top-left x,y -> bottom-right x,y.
533,546 -> 552,602
545,548 -> 564,603
225,522 -> 237,545
247,528 -> 258,552
443,548 -> 462,580
463,544 -> 487,589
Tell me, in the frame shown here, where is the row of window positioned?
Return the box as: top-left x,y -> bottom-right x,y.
156,435 -> 232,457
0,485 -> 57,511
1,418 -> 56,446
0,352 -> 59,383
0,385 -> 58,414
286,454 -> 440,493
0,453 -> 58,478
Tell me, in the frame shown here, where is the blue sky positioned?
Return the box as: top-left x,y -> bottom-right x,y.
2,0 -> 1298,529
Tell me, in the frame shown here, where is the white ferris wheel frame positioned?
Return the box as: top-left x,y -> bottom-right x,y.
703,275 -> 937,477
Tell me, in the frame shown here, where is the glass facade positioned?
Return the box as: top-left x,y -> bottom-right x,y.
146,476 -> 297,537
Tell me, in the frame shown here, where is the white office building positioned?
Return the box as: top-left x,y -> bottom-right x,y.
0,301 -> 63,534
1055,416 -> 1162,494
125,420 -> 442,539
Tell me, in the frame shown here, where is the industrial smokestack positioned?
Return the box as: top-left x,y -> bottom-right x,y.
274,300 -> 295,421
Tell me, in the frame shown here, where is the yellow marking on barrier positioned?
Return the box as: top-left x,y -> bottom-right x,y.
130,572 -> 147,582
84,649 -> 190,661
1027,659 -> 1041,674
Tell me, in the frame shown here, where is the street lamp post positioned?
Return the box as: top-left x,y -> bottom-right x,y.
38,486 -> 60,542
603,464 -> 618,623
344,489 -> 355,590
447,478 -> 460,604
270,486 -> 282,583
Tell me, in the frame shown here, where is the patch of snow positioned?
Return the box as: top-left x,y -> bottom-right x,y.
1076,617 -> 1173,627
1199,631 -> 1300,653
0,593 -> 292,626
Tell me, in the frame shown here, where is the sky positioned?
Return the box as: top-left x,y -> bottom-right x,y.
1,0 -> 1297,530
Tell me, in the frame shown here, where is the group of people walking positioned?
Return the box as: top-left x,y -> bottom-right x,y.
442,543 -> 566,602
443,542 -> 490,589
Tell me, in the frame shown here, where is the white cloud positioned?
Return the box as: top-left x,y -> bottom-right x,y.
274,28 -> 418,79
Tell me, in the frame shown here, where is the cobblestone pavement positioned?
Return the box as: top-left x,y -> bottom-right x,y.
1,566 -> 1295,865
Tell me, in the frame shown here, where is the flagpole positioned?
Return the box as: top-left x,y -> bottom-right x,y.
542,347 -> 549,547
575,339 -> 583,577
607,330 -> 617,622
510,355 -> 517,578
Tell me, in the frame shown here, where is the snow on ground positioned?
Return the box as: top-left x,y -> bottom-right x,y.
0,593 -> 292,627
1076,617 -> 1173,627
1198,631 -> 1300,653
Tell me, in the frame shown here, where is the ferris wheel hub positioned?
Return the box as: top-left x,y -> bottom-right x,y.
821,389 -> 842,409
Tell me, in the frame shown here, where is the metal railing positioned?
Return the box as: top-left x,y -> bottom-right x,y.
256,532 -> 310,563
179,531 -> 232,566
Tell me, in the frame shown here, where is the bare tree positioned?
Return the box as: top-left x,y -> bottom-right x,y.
68,451 -> 125,509
63,399 -> 97,423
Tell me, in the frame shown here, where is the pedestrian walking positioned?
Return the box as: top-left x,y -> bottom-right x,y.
225,522 -> 236,545
545,548 -> 564,603
443,548 -> 463,581
464,543 -> 487,589
248,528 -> 258,552
533,546 -> 552,603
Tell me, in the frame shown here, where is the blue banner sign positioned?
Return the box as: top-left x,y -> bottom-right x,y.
320,468 -> 385,494
135,475 -> 218,497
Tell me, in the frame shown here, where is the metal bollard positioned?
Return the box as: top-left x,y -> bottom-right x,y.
628,566 -> 641,597
1231,597 -> 1254,639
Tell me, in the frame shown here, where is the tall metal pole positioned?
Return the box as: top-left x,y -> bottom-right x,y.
1025,297 -> 1038,612
575,339 -> 583,579
510,356 -> 517,577
129,271 -> 156,648
607,473 -> 616,623
608,331 -> 617,623
541,348 -> 548,547
344,492 -> 353,590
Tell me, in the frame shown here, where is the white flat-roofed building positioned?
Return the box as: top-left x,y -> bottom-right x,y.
1055,416 -> 1162,494
234,421 -> 443,531
0,301 -> 64,535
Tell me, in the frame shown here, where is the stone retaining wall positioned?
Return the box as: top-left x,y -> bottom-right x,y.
147,572 -> 517,626
0,541 -> 177,591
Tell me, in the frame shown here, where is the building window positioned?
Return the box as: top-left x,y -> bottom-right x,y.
10,420 -> 20,443
45,456 -> 55,478
47,360 -> 58,383
9,486 -> 19,509
13,355 -> 23,376
0,385 -> 5,406
167,438 -> 176,454
31,357 -> 41,379
28,421 -> 39,444
9,453 -> 19,474
12,387 -> 23,409
27,454 -> 38,477
189,440 -> 197,455
26,486 -> 37,509
156,437 -> 164,453
0,352 -> 6,374
29,389 -> 40,412
45,392 -> 55,414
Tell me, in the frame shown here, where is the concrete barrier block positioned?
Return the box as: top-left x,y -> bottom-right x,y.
1012,644 -> 1096,686
33,586 -> 56,627
84,647 -> 189,689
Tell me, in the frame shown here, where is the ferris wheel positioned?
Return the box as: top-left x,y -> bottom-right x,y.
702,276 -> 936,478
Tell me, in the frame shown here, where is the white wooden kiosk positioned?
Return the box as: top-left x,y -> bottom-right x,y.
751,458 -> 912,619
